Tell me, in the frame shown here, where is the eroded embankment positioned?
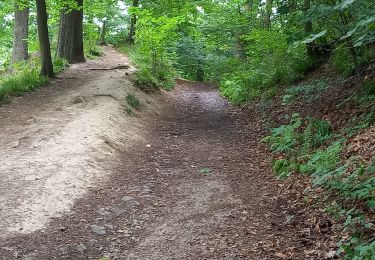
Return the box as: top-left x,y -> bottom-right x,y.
0,47 -> 160,238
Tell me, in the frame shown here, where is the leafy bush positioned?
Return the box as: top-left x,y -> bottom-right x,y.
0,68 -> 48,102
301,141 -> 342,181
219,30 -> 312,103
126,94 -> 141,109
262,113 -> 302,153
87,45 -> 103,58
134,67 -> 174,92
330,45 -> 372,77
264,113 -> 375,258
118,44 -> 175,92
362,79 -> 375,96
282,79 -> 328,105
53,57 -> 69,74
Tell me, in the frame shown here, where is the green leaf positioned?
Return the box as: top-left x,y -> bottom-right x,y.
335,0 -> 355,10
198,168 -> 211,174
367,200 -> 375,209
368,165 -> 375,174
302,31 -> 327,44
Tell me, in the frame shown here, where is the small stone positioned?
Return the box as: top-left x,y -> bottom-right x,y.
326,251 -> 336,258
121,196 -> 140,207
60,226 -> 67,232
121,196 -> 135,202
76,244 -> 86,254
98,208 -> 111,216
88,239 -> 98,246
22,253 -> 37,260
105,224 -> 114,230
90,225 -> 106,236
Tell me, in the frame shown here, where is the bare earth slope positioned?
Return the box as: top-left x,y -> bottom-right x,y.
0,46 -> 156,238
1,49 -> 330,259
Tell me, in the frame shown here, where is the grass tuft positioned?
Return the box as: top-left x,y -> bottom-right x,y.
126,94 -> 141,110
0,68 -> 48,103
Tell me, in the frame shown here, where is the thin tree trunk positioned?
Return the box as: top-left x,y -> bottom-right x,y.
57,0 -> 85,63
99,20 -> 107,45
12,3 -> 30,62
264,0 -> 273,29
127,0 -> 139,44
303,0 -> 312,34
35,0 -> 54,77
303,0 -> 314,58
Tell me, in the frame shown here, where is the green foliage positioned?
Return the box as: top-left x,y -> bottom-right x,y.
282,79 -> 328,105
125,107 -> 134,116
361,79 -> 375,96
126,94 -> 141,110
220,31 -> 312,102
264,112 -> 375,258
330,45 -> 372,77
134,67 -> 175,92
262,113 -> 302,153
53,57 -> 69,74
343,112 -> 374,137
0,67 -> 48,102
302,141 -> 342,180
198,168 -> 211,174
86,45 -> 103,59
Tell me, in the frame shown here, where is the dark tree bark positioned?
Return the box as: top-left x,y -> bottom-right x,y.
303,0 -> 315,58
35,0 -> 54,77
196,66 -> 204,82
303,0 -> 312,35
126,0 -> 139,44
12,3 -> 30,62
264,0 -> 273,29
99,20 -> 107,45
57,0 -> 85,63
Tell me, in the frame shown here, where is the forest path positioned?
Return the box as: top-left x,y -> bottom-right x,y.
1,49 -> 294,259
0,46 -> 158,238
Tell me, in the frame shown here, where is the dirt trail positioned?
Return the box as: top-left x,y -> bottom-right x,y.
0,46 -> 158,238
1,49 -> 317,259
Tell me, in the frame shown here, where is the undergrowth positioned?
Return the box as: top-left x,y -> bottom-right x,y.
118,44 -> 175,92
263,89 -> 375,258
219,30 -> 312,103
0,58 -> 68,103
126,94 -> 141,110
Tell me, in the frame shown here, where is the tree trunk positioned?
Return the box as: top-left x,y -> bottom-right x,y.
126,0 -> 139,44
12,3 -> 29,63
99,21 -> 107,45
57,0 -> 85,63
303,0 -> 312,35
264,0 -> 273,29
196,66 -> 204,82
35,0 -> 54,77
303,0 -> 314,58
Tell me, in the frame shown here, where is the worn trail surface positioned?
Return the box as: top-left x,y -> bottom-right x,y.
1,49 -> 307,259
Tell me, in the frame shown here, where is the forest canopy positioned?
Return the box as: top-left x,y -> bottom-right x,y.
1,0 -> 374,100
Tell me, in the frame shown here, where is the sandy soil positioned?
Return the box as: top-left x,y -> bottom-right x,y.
0,46 -> 158,238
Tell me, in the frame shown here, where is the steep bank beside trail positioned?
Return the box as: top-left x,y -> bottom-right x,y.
0,46 -> 160,238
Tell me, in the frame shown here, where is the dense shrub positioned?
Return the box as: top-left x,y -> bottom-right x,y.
330,44 -> 372,77
219,30 -> 312,103
0,68 -> 48,102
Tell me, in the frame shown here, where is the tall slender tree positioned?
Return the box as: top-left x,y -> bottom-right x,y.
12,2 -> 29,62
126,0 -> 139,43
264,0 -> 273,29
99,20 -> 107,45
35,0 -> 54,77
57,0 -> 85,63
